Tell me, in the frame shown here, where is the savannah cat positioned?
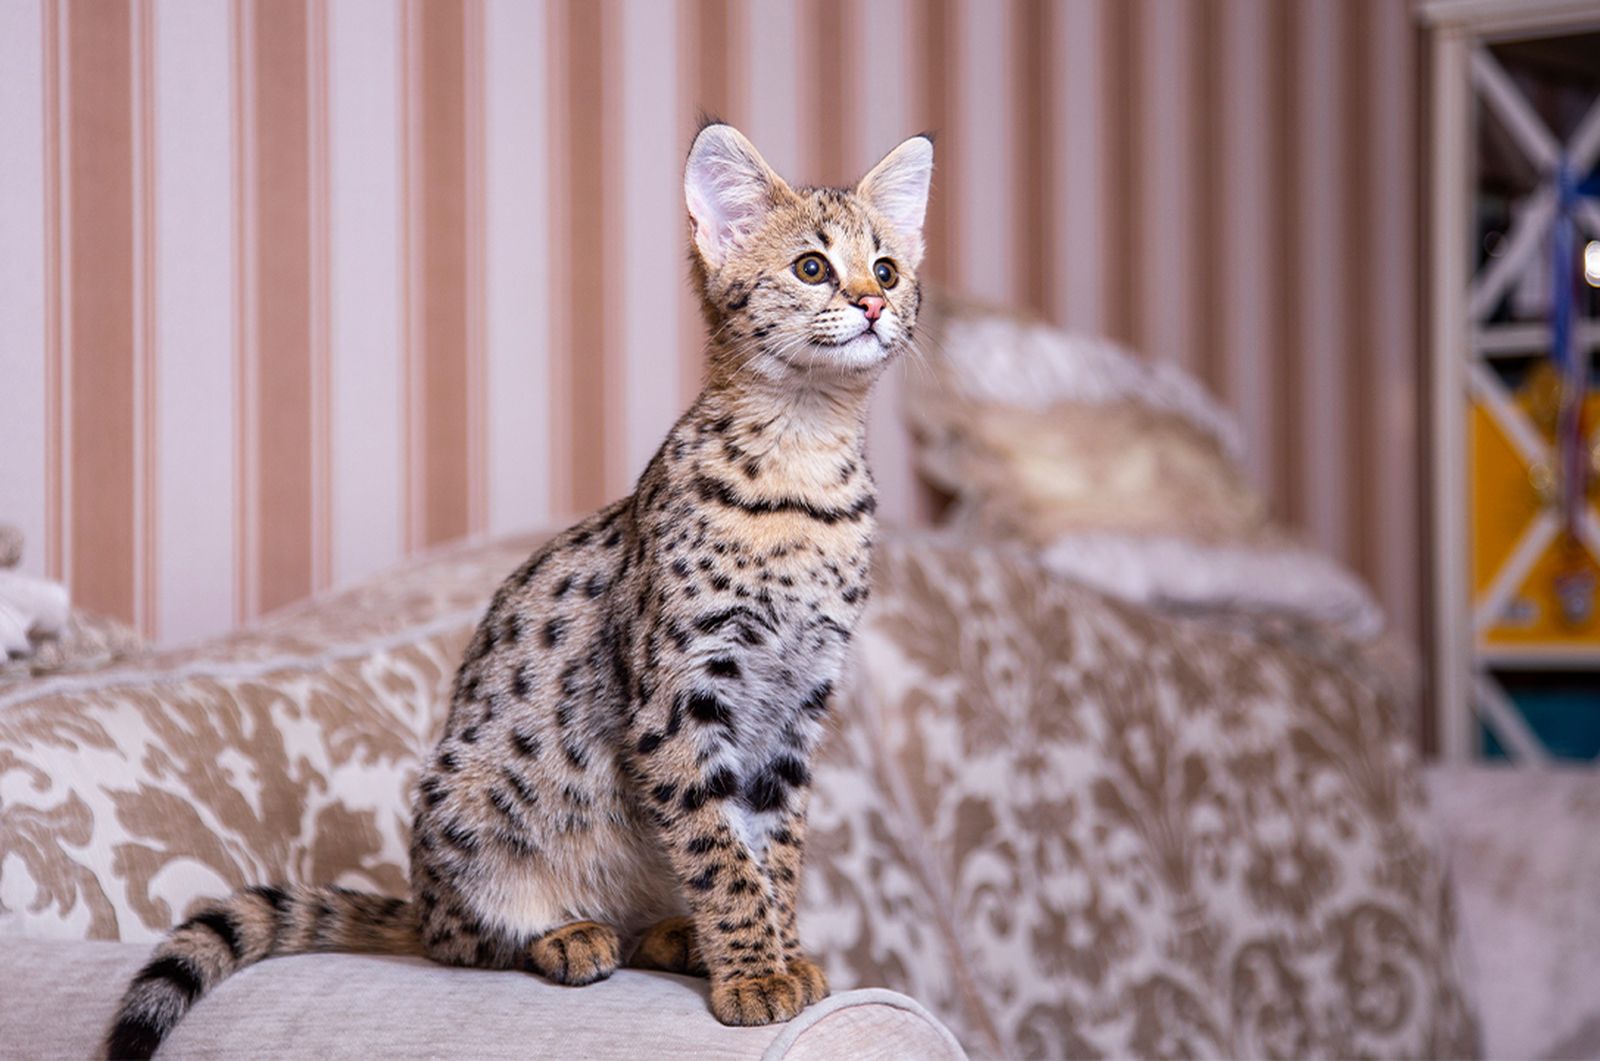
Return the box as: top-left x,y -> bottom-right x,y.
106,122 -> 932,1057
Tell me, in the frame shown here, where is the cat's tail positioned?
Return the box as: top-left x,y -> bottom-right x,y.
105,883 -> 417,1060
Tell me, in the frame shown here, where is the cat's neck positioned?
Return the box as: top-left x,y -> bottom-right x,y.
695,366 -> 874,465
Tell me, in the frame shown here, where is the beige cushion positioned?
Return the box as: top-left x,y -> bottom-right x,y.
0,938 -> 965,1059
929,398 -> 1269,546
904,295 -> 1267,546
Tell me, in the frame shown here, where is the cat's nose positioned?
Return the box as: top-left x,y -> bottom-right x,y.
855,295 -> 885,322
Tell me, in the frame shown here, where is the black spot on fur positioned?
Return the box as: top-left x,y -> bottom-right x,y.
511,728 -> 541,758
135,955 -> 204,1003
563,740 -> 589,770
695,606 -> 772,637
585,573 -> 608,598
513,666 -> 533,699
745,770 -> 787,813
801,682 -> 831,715
686,834 -> 720,855
436,750 -> 460,773
708,767 -> 739,799
652,782 -> 677,804
488,786 -> 520,822
681,768 -> 739,812
544,618 -> 567,647
688,865 -> 720,891
774,757 -> 810,787
686,690 -> 734,729
441,821 -> 480,854
553,575 -> 574,598
502,767 -> 538,804
637,731 -> 664,755
249,884 -> 290,914
706,657 -> 740,679
181,911 -> 243,962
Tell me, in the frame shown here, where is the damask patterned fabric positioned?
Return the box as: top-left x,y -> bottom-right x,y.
0,532 -> 1478,1058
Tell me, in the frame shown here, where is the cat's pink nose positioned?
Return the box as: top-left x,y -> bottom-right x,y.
856,295 -> 885,322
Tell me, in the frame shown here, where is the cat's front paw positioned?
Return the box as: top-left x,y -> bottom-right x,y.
784,955 -> 829,1006
709,971 -> 815,1026
524,920 -> 620,986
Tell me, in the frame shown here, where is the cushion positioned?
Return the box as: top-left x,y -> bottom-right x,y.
0,938 -> 965,1060
931,399 -> 1268,547
901,296 -> 1388,639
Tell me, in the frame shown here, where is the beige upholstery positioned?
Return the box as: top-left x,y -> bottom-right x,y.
0,938 -> 964,1060
1,531 -> 1478,1057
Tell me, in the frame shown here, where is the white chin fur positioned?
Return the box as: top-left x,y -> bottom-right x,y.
790,333 -> 888,372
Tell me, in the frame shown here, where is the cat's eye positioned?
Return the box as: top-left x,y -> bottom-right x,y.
873,258 -> 899,289
793,253 -> 831,284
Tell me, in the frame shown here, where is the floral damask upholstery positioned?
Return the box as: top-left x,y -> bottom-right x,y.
0,532 -> 1478,1058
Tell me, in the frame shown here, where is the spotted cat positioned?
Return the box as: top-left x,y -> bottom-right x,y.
105,122 -> 933,1057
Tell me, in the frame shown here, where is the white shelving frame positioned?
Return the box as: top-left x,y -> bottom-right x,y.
1421,0 -> 1600,763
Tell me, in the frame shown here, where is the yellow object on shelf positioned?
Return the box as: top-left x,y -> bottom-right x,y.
1470,365 -> 1600,657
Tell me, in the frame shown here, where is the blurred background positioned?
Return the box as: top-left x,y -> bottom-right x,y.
0,0 -> 1421,635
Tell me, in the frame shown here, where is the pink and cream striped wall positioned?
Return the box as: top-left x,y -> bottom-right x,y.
0,0 -> 1423,649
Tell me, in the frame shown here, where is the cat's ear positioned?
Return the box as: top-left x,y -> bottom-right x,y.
684,124 -> 793,269
856,135 -> 934,258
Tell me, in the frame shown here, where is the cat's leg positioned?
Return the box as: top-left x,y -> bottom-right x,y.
524,920 -> 622,986
642,763 -> 813,1025
630,916 -> 707,976
763,804 -> 828,1005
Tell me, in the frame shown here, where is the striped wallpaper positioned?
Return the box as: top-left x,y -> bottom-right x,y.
0,0 -> 1423,651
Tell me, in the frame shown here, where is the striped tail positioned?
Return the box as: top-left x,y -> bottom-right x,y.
105,883 -> 417,1060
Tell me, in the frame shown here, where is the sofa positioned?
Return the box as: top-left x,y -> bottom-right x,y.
2,526 -> 1508,1058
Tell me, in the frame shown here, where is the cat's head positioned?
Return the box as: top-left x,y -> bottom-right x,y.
684,123 -> 933,382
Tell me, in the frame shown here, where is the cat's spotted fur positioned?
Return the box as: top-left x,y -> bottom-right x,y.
106,123 -> 932,1057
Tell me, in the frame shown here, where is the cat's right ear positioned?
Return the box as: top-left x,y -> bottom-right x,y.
684,124 -> 791,269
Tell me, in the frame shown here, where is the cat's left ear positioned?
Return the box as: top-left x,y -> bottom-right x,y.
856,135 -> 934,262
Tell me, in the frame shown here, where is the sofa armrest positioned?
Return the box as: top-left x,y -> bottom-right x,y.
0,939 -> 967,1059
